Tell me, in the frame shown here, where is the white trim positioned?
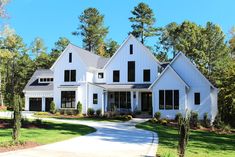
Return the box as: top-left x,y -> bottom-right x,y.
149,65 -> 190,89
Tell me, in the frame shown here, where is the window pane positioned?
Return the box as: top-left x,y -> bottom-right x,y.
165,90 -> 173,110
61,91 -> 75,108
174,90 -> 179,109
194,93 -> 200,105
71,70 -> 76,82
113,70 -> 120,82
64,70 -> 70,82
40,78 -> 43,82
120,92 -> 127,108
143,69 -> 150,82
98,73 -> 104,79
128,61 -> 135,82
130,44 -> 133,54
159,90 -> 164,110
93,93 -> 98,104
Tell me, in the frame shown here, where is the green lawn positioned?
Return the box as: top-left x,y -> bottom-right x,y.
0,121 -> 96,146
136,122 -> 235,157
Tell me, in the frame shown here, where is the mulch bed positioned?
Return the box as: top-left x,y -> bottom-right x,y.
0,142 -> 40,153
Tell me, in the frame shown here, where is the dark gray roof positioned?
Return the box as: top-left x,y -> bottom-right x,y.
23,69 -> 53,91
161,62 -> 170,69
70,44 -> 110,69
95,83 -> 151,90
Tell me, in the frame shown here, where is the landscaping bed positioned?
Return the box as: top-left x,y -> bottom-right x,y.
0,118 -> 96,152
136,121 -> 235,157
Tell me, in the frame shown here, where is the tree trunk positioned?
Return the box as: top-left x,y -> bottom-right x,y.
141,22 -> 144,44
12,95 -> 21,144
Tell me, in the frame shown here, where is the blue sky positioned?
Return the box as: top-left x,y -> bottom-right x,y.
3,0 -> 235,51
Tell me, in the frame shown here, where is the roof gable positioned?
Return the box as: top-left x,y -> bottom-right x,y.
103,34 -> 161,69
170,52 -> 216,89
149,65 -> 190,89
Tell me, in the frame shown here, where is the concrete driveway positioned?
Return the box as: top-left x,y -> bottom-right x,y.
0,114 -> 158,157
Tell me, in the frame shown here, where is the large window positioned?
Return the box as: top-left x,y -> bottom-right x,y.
61,91 -> 75,108
128,61 -> 135,82
113,70 -> 120,82
64,70 -> 76,82
194,93 -> 200,105
93,93 -> 98,104
143,69 -> 150,82
130,44 -> 133,54
109,92 -> 131,110
159,90 -> 179,110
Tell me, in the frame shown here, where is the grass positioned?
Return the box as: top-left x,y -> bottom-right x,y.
136,121 -> 235,157
0,120 -> 96,146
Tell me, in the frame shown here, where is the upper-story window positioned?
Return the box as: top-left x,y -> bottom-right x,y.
98,73 -> 104,79
143,69 -> 150,82
113,70 -> 120,82
194,93 -> 200,105
64,70 -> 76,82
130,44 -> 133,54
69,53 -> 72,63
39,78 -> 53,83
128,61 -> 135,82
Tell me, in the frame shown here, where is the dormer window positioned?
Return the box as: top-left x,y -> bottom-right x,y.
130,44 -> 133,54
98,73 -> 104,79
39,78 -> 53,83
69,53 -> 72,63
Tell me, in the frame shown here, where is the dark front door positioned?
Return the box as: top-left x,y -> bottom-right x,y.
29,98 -> 42,111
45,98 -> 53,112
141,92 -> 152,113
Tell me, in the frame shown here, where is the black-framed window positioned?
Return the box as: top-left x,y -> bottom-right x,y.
69,53 -> 72,63
194,93 -> 200,105
98,73 -> 104,79
113,70 -> 120,82
159,90 -> 179,110
128,61 -> 135,82
93,93 -> 98,104
130,44 -> 133,54
61,91 -> 75,108
159,90 -> 164,109
64,70 -> 76,82
143,69 -> 150,82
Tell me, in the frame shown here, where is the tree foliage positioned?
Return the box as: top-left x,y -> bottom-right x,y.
72,8 -> 108,53
129,2 -> 158,44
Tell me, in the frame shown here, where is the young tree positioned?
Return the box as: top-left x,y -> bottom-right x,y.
129,2 -> 158,44
178,115 -> 190,157
12,95 -> 22,144
72,8 -> 108,53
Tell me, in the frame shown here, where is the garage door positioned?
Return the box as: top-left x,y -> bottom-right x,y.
29,98 -> 42,111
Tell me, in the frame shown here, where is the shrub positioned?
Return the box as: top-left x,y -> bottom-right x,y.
116,115 -> 132,121
154,112 -> 161,120
190,111 -> 199,128
77,101 -> 82,115
202,113 -> 211,128
160,119 -> 168,125
21,118 -> 30,126
34,112 -> 49,116
213,114 -> 223,129
96,109 -> 102,117
87,108 -> 95,116
49,101 -> 56,114
175,113 -> 183,122
54,112 -> 60,116
149,118 -> 158,123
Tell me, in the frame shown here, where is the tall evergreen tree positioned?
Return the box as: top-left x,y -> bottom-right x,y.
72,8 -> 108,53
129,2 -> 158,44
30,37 -> 47,58
104,39 -> 119,57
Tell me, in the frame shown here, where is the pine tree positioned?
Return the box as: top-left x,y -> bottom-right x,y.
72,8 -> 108,53
129,2 -> 158,44
12,95 -> 22,144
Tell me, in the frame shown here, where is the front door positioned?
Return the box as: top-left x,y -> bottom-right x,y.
141,92 -> 152,113
45,98 -> 53,112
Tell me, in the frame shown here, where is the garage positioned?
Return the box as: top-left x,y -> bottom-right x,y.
29,98 -> 42,111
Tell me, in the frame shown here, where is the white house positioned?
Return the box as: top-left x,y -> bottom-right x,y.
23,35 -> 218,120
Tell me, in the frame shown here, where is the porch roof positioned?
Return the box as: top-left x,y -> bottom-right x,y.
95,83 -> 151,90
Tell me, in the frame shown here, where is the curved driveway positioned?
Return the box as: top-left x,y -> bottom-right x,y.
0,118 -> 158,157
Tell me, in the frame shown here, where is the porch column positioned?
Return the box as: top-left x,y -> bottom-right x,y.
131,91 -> 134,112
105,91 -> 108,112
25,96 -> 29,111
42,96 -> 45,111
101,92 -> 104,115
152,91 -> 155,117
136,91 -> 139,110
